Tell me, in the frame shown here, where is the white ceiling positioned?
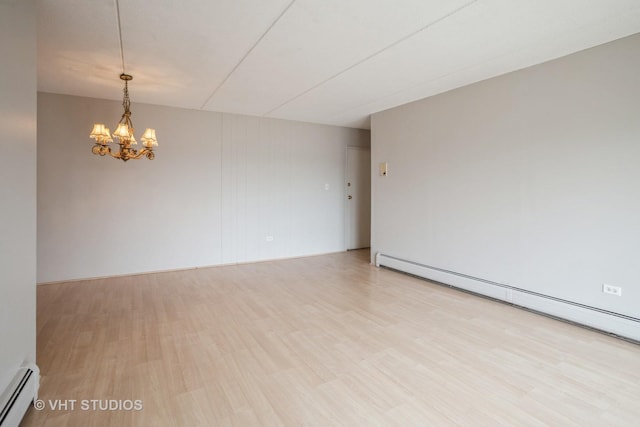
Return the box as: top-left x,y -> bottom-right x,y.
38,0 -> 640,129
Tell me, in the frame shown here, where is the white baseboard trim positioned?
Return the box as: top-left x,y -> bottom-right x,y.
0,364 -> 39,427
37,250 -> 348,286
376,253 -> 640,342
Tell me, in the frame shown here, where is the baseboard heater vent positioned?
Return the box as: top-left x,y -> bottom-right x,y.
375,253 -> 640,342
0,366 -> 39,427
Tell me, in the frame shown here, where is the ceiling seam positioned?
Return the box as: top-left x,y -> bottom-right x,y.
263,0 -> 478,117
199,0 -> 297,110
322,10 -> 628,125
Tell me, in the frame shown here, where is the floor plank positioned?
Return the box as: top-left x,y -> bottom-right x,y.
22,250 -> 640,426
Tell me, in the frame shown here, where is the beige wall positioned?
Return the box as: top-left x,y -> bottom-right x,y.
37,93 -> 369,283
371,34 -> 640,322
0,0 -> 37,394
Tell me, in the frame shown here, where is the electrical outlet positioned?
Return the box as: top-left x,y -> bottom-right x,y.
266,236 -> 274,242
602,284 -> 622,296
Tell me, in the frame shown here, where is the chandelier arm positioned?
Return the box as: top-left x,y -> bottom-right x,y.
126,148 -> 154,160
92,144 -> 116,156
92,144 -> 107,156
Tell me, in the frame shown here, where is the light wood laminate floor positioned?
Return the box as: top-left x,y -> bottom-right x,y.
22,250 -> 640,426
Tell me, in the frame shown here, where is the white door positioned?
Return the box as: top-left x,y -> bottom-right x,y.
345,147 -> 371,250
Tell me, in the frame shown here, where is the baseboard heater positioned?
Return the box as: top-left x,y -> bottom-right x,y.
375,253 -> 640,342
0,365 -> 39,427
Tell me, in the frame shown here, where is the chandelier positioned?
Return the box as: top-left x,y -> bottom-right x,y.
90,73 -> 157,161
89,0 -> 157,162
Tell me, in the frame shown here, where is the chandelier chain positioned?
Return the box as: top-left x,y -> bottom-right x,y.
115,0 -> 126,74
122,79 -> 130,114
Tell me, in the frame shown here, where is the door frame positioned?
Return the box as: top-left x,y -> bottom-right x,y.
344,146 -> 371,250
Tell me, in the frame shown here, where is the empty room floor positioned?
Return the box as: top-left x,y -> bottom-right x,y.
22,250 -> 640,426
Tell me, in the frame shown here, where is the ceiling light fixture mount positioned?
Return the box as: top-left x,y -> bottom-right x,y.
89,0 -> 157,162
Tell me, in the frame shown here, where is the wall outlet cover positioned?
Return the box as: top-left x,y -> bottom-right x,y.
602,284 -> 622,296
